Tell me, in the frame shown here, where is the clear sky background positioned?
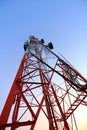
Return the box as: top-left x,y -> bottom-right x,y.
0,0 -> 87,130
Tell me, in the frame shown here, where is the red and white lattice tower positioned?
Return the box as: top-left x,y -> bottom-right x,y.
0,35 -> 87,130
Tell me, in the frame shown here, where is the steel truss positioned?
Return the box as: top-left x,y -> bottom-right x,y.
0,36 -> 87,130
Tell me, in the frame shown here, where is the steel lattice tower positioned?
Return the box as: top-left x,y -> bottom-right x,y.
0,36 -> 87,130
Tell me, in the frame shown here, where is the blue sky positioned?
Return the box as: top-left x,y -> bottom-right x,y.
0,0 -> 87,129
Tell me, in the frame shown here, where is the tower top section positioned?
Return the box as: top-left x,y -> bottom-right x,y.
23,35 -> 54,52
